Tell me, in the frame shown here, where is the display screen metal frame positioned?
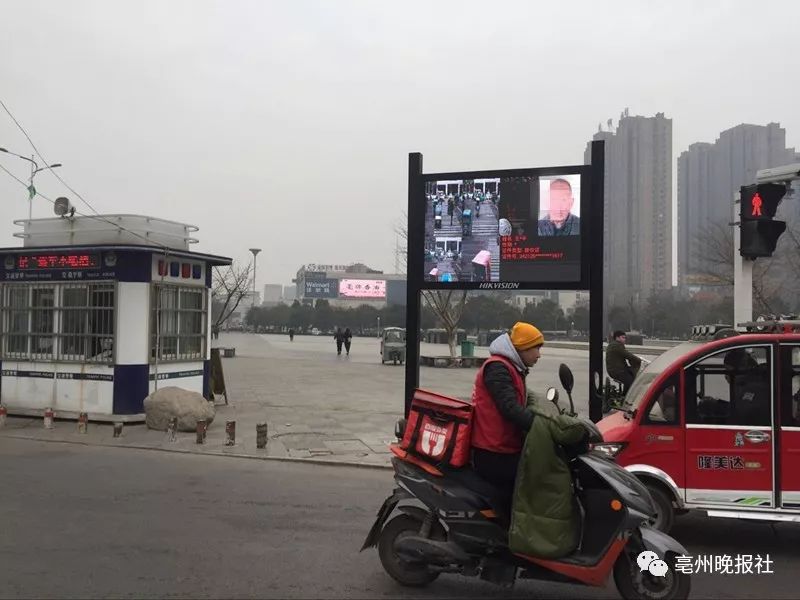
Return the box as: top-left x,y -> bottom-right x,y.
405,145 -> 606,423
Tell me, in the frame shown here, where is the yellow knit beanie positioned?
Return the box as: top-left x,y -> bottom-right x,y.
510,322 -> 544,351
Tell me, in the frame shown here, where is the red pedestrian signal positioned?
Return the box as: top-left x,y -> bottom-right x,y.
739,183 -> 788,259
751,193 -> 763,216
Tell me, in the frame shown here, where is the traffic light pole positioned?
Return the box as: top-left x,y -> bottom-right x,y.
733,191 -> 754,327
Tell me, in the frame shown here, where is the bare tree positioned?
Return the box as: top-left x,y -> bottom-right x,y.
211,261 -> 253,330
394,210 -> 408,273
690,222 -> 735,286
422,290 -> 468,358
398,210 -> 468,356
690,222 -> 786,315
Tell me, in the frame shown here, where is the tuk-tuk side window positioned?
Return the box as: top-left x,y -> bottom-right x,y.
685,346 -> 772,427
780,346 -> 800,427
642,375 -> 679,425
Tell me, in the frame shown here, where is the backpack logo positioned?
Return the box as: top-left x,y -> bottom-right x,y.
420,422 -> 448,458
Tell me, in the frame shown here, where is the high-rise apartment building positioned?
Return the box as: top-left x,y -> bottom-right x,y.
585,110 -> 673,309
678,122 -> 799,288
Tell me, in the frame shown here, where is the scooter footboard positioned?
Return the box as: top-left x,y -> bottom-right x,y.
640,525 -> 689,557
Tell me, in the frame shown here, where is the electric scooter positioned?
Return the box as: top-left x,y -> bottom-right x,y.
361,364 -> 691,600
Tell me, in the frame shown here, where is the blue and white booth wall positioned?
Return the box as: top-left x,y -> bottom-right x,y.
0,247 -> 222,420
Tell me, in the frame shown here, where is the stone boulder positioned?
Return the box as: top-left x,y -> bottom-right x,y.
144,386 -> 215,432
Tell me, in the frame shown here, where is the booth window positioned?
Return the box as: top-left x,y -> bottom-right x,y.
58,283 -> 115,363
0,282 -> 115,363
151,284 -> 206,362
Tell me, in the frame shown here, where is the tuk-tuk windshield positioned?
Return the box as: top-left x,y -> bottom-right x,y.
622,341 -> 702,412
385,330 -> 404,342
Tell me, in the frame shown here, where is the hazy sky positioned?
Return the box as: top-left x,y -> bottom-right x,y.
2,0 -> 799,291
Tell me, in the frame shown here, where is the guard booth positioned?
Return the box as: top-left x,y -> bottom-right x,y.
0,214 -> 231,421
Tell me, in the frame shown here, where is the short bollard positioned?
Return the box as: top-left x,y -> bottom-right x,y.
0,405 -> 7,428
113,422 -> 123,438
196,420 -> 207,444
77,412 -> 88,434
256,422 -> 268,449
166,417 -> 178,442
44,407 -> 54,429
225,421 -> 236,446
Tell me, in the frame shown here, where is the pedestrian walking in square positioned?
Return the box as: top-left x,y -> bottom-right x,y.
344,328 -> 352,356
334,327 -> 345,355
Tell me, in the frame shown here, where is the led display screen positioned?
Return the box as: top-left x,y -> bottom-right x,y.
338,279 -> 386,298
423,171 -> 585,284
17,253 -> 100,269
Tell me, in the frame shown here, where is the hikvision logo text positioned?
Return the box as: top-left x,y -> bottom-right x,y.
478,282 -> 520,289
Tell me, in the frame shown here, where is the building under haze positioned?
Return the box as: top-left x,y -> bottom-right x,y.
262,284 -> 283,306
678,122 -> 800,291
585,110 -> 673,310
293,262 -> 406,309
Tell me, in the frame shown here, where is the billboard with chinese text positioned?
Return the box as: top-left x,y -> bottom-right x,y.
338,279 -> 386,298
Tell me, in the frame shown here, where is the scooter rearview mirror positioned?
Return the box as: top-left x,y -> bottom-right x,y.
559,363 -> 574,394
546,387 -> 558,403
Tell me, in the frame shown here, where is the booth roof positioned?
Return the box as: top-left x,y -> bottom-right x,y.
0,243 -> 232,267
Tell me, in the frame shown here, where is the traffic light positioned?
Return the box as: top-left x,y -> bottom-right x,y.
739,183 -> 788,258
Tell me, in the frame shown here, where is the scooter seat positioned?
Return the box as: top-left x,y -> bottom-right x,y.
441,465 -> 499,499
440,465 -> 512,519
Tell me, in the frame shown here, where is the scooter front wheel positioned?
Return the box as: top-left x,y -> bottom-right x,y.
377,514 -> 442,587
613,550 -> 690,600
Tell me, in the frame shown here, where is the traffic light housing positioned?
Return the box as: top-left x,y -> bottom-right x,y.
739,183 -> 788,258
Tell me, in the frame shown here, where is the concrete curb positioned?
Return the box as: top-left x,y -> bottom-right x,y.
1,432 -> 394,471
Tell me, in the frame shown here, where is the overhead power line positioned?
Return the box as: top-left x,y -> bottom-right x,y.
0,98 -> 174,253
0,98 -> 103,217
0,154 -> 172,253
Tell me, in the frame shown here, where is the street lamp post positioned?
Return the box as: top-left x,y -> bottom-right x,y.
249,248 -> 261,310
0,147 -> 62,220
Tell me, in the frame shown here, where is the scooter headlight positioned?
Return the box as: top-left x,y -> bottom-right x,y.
590,442 -> 627,459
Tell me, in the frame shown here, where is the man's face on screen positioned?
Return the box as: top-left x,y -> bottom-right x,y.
549,180 -> 574,225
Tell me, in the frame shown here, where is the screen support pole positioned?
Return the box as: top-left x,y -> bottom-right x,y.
404,152 -> 424,417
589,140 -> 605,423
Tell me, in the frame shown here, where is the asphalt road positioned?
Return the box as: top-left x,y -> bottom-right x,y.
2,438 -> 797,599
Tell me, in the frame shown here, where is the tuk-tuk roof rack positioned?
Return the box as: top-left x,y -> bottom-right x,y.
736,319 -> 800,333
690,324 -> 737,341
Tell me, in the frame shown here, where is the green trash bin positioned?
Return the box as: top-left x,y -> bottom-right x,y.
460,340 -> 475,357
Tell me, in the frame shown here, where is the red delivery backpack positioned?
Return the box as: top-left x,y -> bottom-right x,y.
399,389 -> 473,469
